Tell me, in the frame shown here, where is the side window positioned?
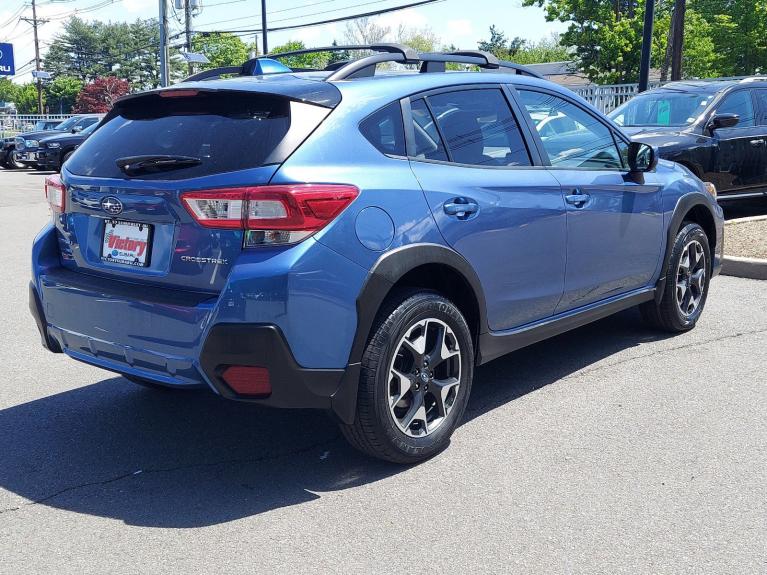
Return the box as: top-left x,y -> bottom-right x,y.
427,89 -> 531,166
518,89 -> 623,169
410,98 -> 448,161
359,102 -> 406,156
752,90 -> 767,125
717,91 -> 755,127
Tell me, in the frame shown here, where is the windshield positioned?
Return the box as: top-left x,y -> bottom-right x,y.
35,121 -> 56,130
609,91 -> 714,127
54,116 -> 80,131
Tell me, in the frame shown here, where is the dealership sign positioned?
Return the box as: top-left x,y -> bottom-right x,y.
0,43 -> 15,76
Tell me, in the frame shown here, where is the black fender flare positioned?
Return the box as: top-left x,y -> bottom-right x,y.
330,243 -> 488,424
656,192 -> 717,303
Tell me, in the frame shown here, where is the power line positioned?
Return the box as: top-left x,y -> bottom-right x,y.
202,0 -> 444,36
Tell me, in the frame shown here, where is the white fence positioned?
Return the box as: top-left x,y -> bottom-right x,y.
573,82 -> 664,113
0,114 -> 72,138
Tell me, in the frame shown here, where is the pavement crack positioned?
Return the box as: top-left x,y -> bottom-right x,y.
563,326 -> 767,381
0,434 -> 341,516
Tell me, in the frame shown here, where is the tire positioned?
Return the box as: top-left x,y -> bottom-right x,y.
7,151 -> 25,170
340,290 -> 474,464
640,222 -> 711,332
62,150 -> 74,166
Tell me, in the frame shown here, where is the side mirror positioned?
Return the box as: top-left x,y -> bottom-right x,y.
72,126 -> 83,133
628,141 -> 657,173
709,113 -> 739,131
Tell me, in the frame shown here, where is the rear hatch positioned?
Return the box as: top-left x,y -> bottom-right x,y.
57,86 -> 334,293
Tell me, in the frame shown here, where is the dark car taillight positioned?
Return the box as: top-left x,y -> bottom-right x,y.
181,184 -> 358,246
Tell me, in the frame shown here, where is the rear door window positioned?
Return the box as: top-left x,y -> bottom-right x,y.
410,98 -> 449,162
427,89 -> 531,167
65,91 -> 328,180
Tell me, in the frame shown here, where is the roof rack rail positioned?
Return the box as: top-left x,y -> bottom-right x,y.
182,43 -> 418,82
739,76 -> 767,83
181,44 -> 543,83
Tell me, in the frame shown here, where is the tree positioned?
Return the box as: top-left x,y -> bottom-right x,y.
270,41 -> 331,70
0,78 -> 18,105
477,25 -> 526,58
326,40 -> 351,66
73,77 -> 130,113
13,84 -> 43,114
44,76 -> 83,114
44,17 -> 163,89
192,32 -> 249,69
344,17 -> 390,45
396,25 -> 439,52
513,36 -> 571,64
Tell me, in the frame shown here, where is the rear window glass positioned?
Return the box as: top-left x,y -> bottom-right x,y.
66,92 -> 324,180
359,102 -> 405,156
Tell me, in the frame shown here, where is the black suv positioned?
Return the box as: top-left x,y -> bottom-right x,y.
609,78 -> 767,201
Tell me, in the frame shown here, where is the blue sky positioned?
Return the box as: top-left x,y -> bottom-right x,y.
1,0 -> 568,83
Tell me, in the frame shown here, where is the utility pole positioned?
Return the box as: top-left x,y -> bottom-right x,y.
670,0 -> 686,81
184,0 -> 193,75
261,0 -> 268,55
638,0 -> 655,92
159,0 -> 169,86
21,0 -> 46,114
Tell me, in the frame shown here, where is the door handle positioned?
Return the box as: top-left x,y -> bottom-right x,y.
749,138 -> 765,147
443,198 -> 479,218
565,191 -> 590,207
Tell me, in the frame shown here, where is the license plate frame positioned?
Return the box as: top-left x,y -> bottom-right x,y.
101,219 -> 153,268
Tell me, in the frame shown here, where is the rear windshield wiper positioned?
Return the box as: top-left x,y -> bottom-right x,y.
116,155 -> 201,176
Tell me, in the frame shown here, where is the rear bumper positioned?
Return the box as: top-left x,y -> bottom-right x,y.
29,277 -> 356,417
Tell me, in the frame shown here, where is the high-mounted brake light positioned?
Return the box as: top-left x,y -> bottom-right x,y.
44,174 -> 66,213
180,184 -> 359,246
159,89 -> 199,98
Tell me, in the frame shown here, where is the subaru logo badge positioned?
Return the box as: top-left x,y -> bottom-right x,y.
101,196 -> 123,216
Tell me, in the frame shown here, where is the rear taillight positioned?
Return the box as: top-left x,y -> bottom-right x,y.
44,174 -> 66,213
181,184 -> 359,246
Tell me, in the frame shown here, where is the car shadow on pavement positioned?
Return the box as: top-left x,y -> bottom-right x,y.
0,309 -> 673,528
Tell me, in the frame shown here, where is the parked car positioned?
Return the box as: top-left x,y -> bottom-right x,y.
30,46 -> 723,463
1,119 -> 65,169
37,122 -> 99,172
5,114 -> 103,169
609,77 -> 767,201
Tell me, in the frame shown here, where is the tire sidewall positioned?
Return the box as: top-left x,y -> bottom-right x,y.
368,295 -> 474,461
667,224 -> 711,329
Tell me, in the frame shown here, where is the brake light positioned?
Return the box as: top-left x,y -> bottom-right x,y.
44,174 -> 66,213
180,184 -> 359,246
159,89 -> 199,98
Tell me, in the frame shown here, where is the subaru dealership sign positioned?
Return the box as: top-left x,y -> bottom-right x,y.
0,43 -> 15,76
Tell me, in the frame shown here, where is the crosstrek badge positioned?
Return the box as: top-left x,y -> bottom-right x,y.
101,220 -> 152,267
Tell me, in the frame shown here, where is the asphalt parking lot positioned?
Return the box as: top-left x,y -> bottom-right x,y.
0,169 -> 765,574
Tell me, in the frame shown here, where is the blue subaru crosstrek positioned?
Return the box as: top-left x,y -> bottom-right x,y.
30,45 -> 724,463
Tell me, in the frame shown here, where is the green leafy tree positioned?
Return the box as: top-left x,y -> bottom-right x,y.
326,40 -> 351,66
513,36 -> 571,64
192,32 -> 249,69
13,84 -> 44,114
477,25 -> 526,58
44,17 -> 163,89
270,41 -> 330,70
396,25 -> 439,53
44,76 -> 83,114
0,78 -> 18,105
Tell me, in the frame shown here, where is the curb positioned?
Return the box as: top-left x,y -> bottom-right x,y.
721,255 -> 767,280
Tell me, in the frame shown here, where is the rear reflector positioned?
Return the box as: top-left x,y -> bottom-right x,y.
181,184 -> 358,246
221,366 -> 272,396
44,174 -> 66,213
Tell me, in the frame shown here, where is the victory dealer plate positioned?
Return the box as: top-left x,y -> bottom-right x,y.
101,219 -> 152,267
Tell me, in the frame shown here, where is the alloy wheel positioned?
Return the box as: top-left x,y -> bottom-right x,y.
676,239 -> 706,317
387,318 -> 461,437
